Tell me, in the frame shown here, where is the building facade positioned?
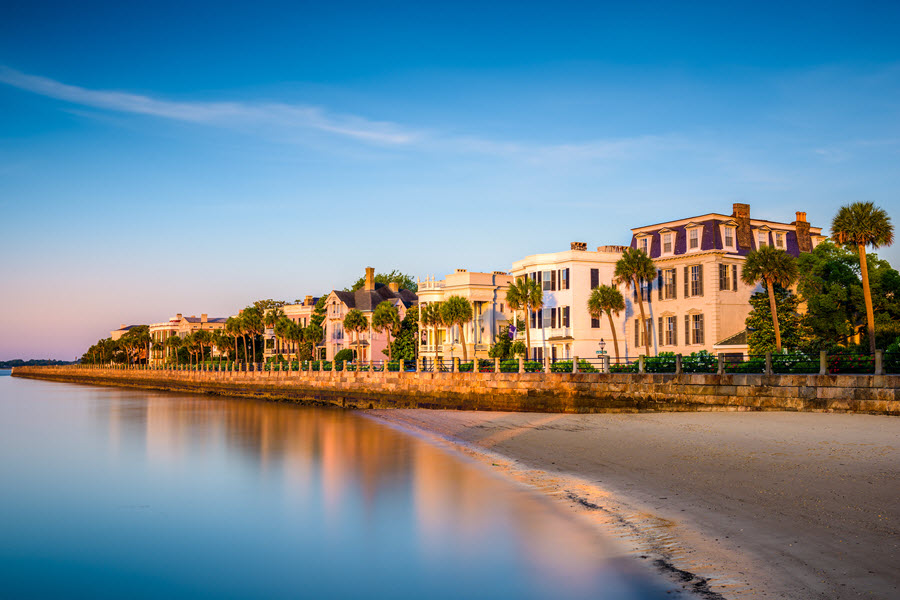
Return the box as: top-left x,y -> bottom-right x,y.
148,313 -> 227,364
263,296 -> 321,360
628,203 -> 825,357
417,269 -> 513,362
322,268 -> 417,361
510,243 -> 629,362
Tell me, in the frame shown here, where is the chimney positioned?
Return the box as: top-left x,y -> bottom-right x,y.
201,314 -> 208,323
388,282 -> 400,293
304,295 -> 313,306
732,203 -> 752,249
571,242 -> 587,251
793,211 -> 812,252
176,314 -> 182,320
364,267 -> 375,291
119,324 -> 126,329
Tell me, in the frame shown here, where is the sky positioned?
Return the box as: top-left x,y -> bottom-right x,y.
1,1 -> 899,360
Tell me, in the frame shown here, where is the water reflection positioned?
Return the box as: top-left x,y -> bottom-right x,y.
0,377 -> 668,599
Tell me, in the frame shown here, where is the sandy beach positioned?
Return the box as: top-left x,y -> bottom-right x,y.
366,410 -> 900,599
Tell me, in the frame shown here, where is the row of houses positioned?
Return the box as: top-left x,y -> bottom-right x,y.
116,203 -> 823,365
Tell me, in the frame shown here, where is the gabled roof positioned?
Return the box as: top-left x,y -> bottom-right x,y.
332,283 -> 417,312
715,329 -> 748,346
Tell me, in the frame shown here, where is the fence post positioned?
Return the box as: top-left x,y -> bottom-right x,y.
518,357 -> 525,374
819,351 -> 828,375
875,350 -> 884,376
675,354 -> 683,375
717,353 -> 725,376
544,357 -> 551,374
765,352 -> 773,376
602,355 -> 610,373
331,359 -> 336,373
572,356 -> 579,374
494,357 -> 500,373
638,356 -> 645,374
452,357 -> 458,373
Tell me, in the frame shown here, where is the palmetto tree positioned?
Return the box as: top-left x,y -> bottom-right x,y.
614,247 -> 656,357
587,284 -> 625,362
193,329 -> 212,364
242,306 -> 264,363
505,276 -> 543,360
224,317 -> 242,362
274,316 -> 292,358
343,309 -> 369,363
421,302 -> 444,360
831,202 -> 894,353
741,245 -> 798,353
165,335 -> 182,364
372,301 -> 401,361
440,296 -> 474,362
287,321 -> 305,363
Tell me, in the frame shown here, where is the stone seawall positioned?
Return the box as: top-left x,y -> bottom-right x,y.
11,365 -> 900,414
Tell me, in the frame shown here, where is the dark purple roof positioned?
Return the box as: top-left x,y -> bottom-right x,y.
183,317 -> 228,324
333,284 -> 417,312
631,219 -> 803,258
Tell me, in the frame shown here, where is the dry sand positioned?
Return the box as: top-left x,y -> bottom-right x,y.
365,410 -> 899,599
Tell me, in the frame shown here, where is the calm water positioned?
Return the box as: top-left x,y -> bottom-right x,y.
0,376 -> 669,599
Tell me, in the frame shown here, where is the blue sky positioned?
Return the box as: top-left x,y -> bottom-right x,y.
1,1 -> 899,360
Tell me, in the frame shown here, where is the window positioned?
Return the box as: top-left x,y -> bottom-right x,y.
719,264 -> 737,291
542,270 -> 552,291
691,314 -> 705,345
664,268 -> 676,299
634,319 -> 653,348
757,231 -> 768,248
724,227 -> 735,248
560,268 -> 570,290
775,232 -> 785,249
590,268 -> 599,290
662,232 -> 674,254
657,316 -> 677,346
639,237 -> 649,254
562,306 -> 570,327
591,314 -> 600,328
684,265 -> 703,297
689,227 -> 700,250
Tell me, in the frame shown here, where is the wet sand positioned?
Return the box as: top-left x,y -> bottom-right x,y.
365,410 -> 900,599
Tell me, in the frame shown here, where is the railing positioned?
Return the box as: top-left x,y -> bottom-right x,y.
71,350 -> 900,376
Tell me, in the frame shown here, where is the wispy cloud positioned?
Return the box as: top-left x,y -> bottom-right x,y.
0,66 -> 686,163
0,66 -> 420,145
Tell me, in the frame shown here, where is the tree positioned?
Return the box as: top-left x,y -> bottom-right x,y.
746,286 -> 808,354
241,306 -> 264,363
741,246 -> 798,353
372,301 -> 401,360
274,316 -> 293,358
193,329 -> 211,363
390,305 -> 419,362
614,248 -> 656,357
343,309 -> 368,362
421,302 -> 444,360
505,277 -> 543,360
587,284 -> 625,361
346,270 -> 418,293
165,335 -> 182,364
441,296 -> 474,361
831,202 -> 894,353
488,324 -> 526,360
224,317 -> 242,361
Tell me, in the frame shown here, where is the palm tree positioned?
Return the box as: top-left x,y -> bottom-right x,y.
242,306 -> 263,363
274,316 -> 292,359
343,309 -> 369,363
614,247 -> 656,357
440,296 -> 474,361
165,335 -> 182,364
741,245 -> 798,353
505,277 -> 543,360
287,321 -> 305,364
224,317 -> 242,362
372,301 -> 401,361
831,202 -> 894,353
193,329 -> 211,364
421,302 -> 444,360
587,284 -> 625,362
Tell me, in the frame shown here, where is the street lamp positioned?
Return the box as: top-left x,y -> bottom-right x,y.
597,338 -> 607,355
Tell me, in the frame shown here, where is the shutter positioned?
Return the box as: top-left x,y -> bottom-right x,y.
635,319 -> 640,347
590,268 -> 599,289
564,306 -> 570,327
591,316 -> 600,329
658,270 -> 663,300
551,308 -> 557,328
565,268 -> 570,289
552,270 -> 557,291
684,266 -> 690,298
732,265 -> 738,291
673,317 -> 677,347
685,315 -> 690,345
531,310 -> 536,329
719,264 -> 727,291
537,309 -> 543,328
698,314 -> 705,345
672,268 -> 677,299
658,317 -> 663,345
698,265 -> 704,296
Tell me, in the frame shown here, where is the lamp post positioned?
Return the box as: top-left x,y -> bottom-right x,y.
597,338 -> 607,355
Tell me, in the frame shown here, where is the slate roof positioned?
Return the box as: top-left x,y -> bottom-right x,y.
333,283 -> 417,312
183,317 -> 228,324
715,329 -> 749,346
114,325 -> 141,332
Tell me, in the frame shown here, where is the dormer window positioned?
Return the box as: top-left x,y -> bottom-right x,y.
637,235 -> 650,255
689,228 -> 699,250
774,232 -> 785,249
757,231 -> 768,248
724,227 -> 734,248
662,232 -> 674,254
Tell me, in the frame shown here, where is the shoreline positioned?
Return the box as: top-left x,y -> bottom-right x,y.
363,409 -> 900,600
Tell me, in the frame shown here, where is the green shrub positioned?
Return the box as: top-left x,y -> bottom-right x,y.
334,349 -> 354,363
